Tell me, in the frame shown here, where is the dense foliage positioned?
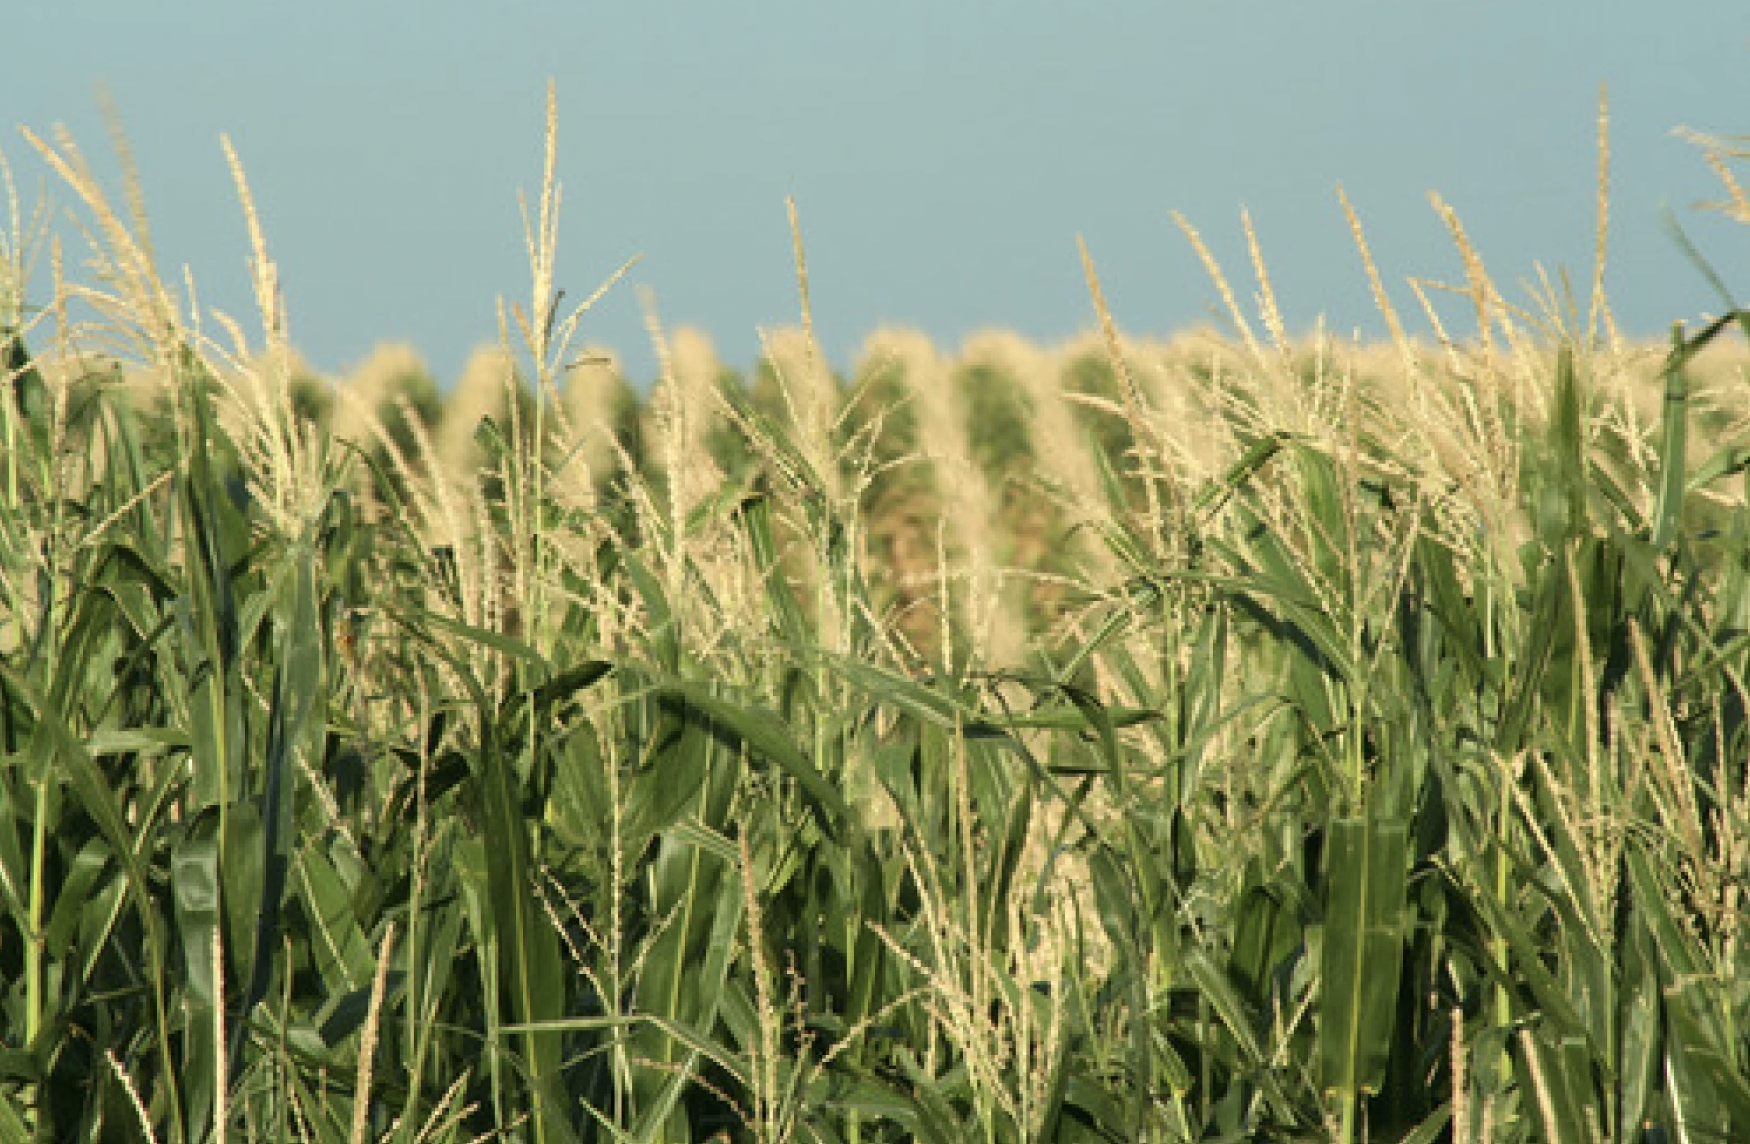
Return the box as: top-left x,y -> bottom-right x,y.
4,105 -> 1750,1144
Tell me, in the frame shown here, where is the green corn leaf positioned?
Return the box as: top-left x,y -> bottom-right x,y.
235,547 -> 323,1068
0,1090 -> 30,1144
295,838 -> 374,998
1652,323 -> 1691,552
1398,1106 -> 1453,1144
41,838 -> 110,962
1318,812 -> 1408,1101
736,488 -> 812,650
1516,1023 -> 1601,1144
170,821 -> 221,1142
656,680 -> 850,825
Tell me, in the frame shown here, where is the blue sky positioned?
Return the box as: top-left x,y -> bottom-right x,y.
9,2 -> 1750,386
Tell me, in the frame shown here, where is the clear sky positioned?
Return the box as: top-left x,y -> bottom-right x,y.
9,2 -> 1750,387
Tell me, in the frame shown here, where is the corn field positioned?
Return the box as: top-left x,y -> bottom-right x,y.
3,93 -> 1750,1143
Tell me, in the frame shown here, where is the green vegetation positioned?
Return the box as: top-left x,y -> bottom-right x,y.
4,95 -> 1750,1143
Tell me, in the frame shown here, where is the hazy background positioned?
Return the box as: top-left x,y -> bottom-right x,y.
9,1 -> 1750,386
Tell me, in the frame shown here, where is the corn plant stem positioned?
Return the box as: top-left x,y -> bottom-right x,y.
2,384 -> 14,509
1349,691 -> 1364,810
19,398 -> 57,1127
610,711 -> 630,1129
1485,575 -> 1513,1081
23,771 -> 46,1126
399,689 -> 431,1139
520,699 -> 556,1144
1199,995 -> 1212,1124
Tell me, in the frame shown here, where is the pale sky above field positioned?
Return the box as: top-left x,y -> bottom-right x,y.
8,2 -> 1750,386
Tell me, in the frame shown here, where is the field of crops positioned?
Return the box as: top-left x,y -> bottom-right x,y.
5,103 -> 1750,1144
